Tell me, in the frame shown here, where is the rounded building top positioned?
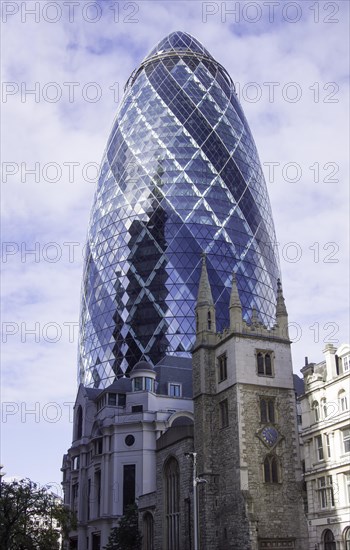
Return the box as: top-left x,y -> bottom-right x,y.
78,31 -> 281,388
144,31 -> 213,62
131,361 -> 155,372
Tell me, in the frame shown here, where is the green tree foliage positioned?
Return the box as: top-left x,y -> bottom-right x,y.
0,478 -> 76,550
104,504 -> 142,550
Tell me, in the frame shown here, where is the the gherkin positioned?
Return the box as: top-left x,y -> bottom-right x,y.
79,31 -> 281,388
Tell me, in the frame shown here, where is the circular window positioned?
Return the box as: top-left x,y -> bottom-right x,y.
125,434 -> 135,447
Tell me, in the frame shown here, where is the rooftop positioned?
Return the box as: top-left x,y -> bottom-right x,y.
144,31 -> 212,62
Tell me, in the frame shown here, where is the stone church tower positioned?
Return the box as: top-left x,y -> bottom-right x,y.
192,255 -> 308,550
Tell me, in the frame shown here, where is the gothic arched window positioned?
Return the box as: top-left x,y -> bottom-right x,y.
142,512 -> 154,550
164,457 -> 180,550
260,398 -> 275,423
264,455 -> 279,483
256,351 -> 273,376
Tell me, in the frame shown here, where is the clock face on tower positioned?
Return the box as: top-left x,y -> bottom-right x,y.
261,426 -> 279,448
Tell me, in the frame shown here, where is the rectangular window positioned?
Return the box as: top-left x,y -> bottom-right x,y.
118,394 -> 126,406
218,353 -> 227,382
343,355 -> 349,372
87,479 -> 91,520
340,393 -> 348,411
131,405 -> 143,413
315,435 -> 324,461
108,393 -> 117,406
345,472 -> 350,503
318,477 -> 326,508
297,414 -> 302,425
168,383 -> 181,397
219,399 -> 229,428
326,434 -> 331,458
72,483 -> 79,510
123,464 -> 136,514
95,470 -> 101,517
72,456 -> 80,470
343,429 -> 350,453
317,476 -> 334,509
94,438 -> 103,455
134,377 -> 143,391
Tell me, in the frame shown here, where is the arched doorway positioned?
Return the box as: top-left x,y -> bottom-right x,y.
323,529 -> 336,550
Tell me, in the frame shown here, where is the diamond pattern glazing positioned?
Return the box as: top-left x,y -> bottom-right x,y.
79,32 -> 281,388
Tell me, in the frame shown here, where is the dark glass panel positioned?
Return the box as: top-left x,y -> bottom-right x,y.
123,465 -> 136,514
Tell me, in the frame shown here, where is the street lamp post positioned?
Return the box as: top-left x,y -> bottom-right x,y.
185,452 -> 207,550
192,453 -> 198,550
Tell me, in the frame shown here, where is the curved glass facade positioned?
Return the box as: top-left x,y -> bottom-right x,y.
79,31 -> 281,388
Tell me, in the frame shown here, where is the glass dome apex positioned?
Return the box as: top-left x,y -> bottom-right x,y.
144,31 -> 213,61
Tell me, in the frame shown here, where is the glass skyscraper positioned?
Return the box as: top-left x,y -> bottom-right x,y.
79,31 -> 281,388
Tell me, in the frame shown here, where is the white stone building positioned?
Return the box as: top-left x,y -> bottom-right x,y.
61,358 -> 193,550
300,343 -> 350,550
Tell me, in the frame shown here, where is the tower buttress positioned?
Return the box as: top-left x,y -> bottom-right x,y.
276,278 -> 289,338
229,272 -> 243,331
195,253 -> 216,336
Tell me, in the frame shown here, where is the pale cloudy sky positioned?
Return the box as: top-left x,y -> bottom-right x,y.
1,0 -> 349,490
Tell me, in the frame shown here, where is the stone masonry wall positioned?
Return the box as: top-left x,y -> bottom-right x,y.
239,384 -> 308,550
193,345 -> 253,550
